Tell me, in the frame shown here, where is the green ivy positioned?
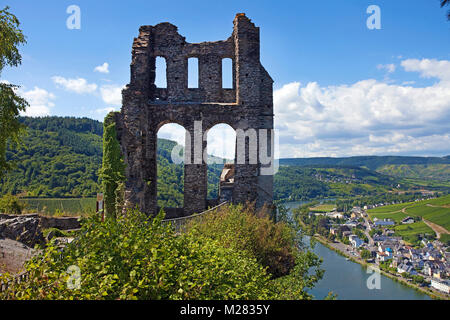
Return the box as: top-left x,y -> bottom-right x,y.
100,112 -> 125,218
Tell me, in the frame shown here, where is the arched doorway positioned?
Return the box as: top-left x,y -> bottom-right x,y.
156,123 -> 186,208
206,124 -> 236,200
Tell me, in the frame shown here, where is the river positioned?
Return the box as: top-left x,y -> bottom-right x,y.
283,200 -> 431,300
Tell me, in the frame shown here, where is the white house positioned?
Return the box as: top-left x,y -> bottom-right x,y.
431,279 -> 450,294
401,216 -> 415,224
327,211 -> 344,219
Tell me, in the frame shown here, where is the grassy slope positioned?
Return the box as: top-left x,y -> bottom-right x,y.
393,222 -> 435,245
377,164 -> 450,182
367,195 -> 450,243
19,198 -> 96,216
309,204 -> 336,213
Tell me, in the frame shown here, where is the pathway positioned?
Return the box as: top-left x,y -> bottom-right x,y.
422,219 -> 449,239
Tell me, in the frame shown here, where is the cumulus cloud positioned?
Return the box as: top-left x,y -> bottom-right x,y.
401,59 -> 450,81
94,62 -> 109,74
52,76 -> 97,94
19,87 -> 56,117
274,58 -> 450,158
100,84 -> 124,105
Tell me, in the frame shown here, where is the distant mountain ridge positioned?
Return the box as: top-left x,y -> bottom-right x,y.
279,156 -> 450,182
2,117 -> 449,204
280,155 -> 450,170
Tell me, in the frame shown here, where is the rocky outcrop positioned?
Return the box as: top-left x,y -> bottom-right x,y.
0,239 -> 36,275
0,213 -> 81,231
0,216 -> 44,247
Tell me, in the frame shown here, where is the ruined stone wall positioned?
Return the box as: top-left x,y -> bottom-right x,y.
116,13 -> 274,216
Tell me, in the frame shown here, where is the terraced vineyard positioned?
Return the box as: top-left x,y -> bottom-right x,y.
393,222 -> 436,244
367,195 -> 450,244
19,198 -> 96,216
309,204 -> 336,213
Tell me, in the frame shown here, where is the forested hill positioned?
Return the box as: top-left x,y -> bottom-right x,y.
1,117 -> 103,197
280,155 -> 450,170
1,117 -> 448,205
280,156 -> 450,182
0,117 -> 220,206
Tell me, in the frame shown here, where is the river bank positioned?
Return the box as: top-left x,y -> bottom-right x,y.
284,200 -> 436,300
312,234 -> 448,300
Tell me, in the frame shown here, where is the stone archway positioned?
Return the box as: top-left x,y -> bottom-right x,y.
114,14 -> 274,217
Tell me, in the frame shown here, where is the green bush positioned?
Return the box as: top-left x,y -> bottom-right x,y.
0,193 -> 23,214
188,204 -> 298,277
1,205 -> 323,300
187,204 -> 324,299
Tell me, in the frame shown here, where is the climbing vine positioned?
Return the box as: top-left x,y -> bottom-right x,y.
100,112 -> 125,218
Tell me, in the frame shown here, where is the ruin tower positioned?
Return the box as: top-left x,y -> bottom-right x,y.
114,13 -> 275,217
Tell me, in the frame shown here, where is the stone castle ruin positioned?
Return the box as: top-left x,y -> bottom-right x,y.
113,13 -> 274,217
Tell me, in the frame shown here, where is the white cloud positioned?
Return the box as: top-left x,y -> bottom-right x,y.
156,124 -> 236,160
274,58 -> 450,158
94,62 -> 109,74
52,76 -> 98,94
100,84 -> 124,105
206,124 -> 236,160
401,58 -> 450,81
158,124 -> 187,147
19,87 -> 56,117
377,63 -> 396,73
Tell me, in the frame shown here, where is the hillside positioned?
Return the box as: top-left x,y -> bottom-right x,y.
2,117 -> 449,210
280,156 -> 450,182
1,117 -> 103,198
367,195 -> 450,245
274,165 -> 402,201
377,164 -> 450,182
280,155 -> 450,170
0,117 -> 223,208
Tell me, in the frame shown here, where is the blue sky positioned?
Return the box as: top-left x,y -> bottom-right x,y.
2,0 -> 450,158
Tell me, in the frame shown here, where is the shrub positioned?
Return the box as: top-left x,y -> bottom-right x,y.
1,205 -> 323,300
0,209 -> 273,300
0,193 -> 23,214
186,204 -> 324,299
187,204 -> 297,277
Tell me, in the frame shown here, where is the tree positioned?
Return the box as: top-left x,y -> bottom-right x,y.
360,249 -> 371,260
0,6 -> 28,178
0,193 -> 22,214
442,0 -> 450,20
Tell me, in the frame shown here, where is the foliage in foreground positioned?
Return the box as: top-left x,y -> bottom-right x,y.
0,205 -> 323,300
0,6 -> 28,179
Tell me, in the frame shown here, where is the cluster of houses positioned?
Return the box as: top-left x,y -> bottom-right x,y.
325,205 -> 450,295
314,173 -> 360,185
374,238 -> 450,293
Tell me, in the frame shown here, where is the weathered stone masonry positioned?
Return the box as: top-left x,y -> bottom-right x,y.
114,13 -> 274,217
